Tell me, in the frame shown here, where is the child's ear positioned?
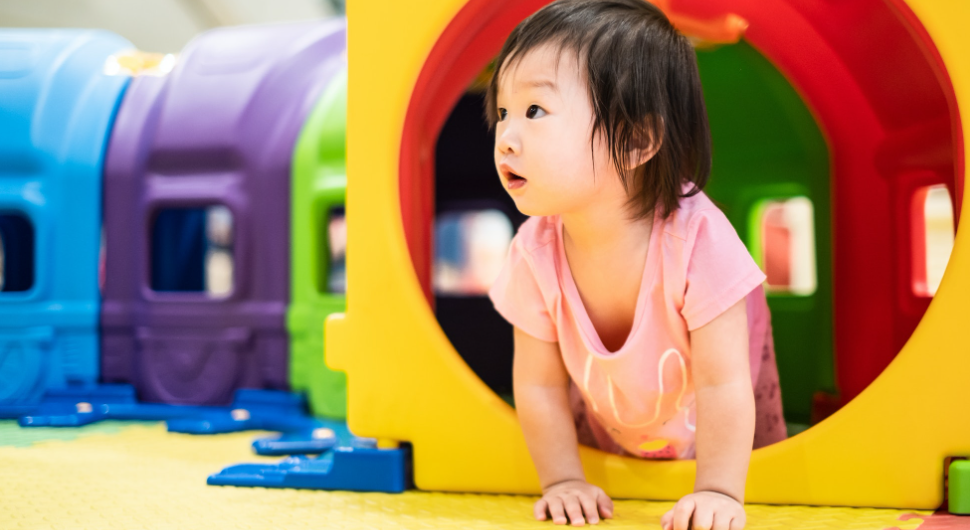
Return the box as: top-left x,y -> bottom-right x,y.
624,116 -> 664,170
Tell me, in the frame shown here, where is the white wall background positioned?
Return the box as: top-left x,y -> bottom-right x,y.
0,0 -> 340,52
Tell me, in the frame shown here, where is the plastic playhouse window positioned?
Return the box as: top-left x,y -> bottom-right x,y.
757,197 -> 817,295
150,205 -> 234,297
434,209 -> 513,296
324,207 -> 347,294
914,185 -> 954,297
0,212 -> 35,293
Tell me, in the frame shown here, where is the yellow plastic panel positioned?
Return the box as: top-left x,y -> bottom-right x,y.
329,0 -> 970,508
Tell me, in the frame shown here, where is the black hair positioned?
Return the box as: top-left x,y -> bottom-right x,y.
485,0 -> 711,220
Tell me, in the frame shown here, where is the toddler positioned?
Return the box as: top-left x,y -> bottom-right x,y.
485,1 -> 787,529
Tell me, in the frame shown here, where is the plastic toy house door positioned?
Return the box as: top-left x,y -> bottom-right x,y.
0,30 -> 130,410
101,20 -> 347,405
330,0 -> 970,509
288,66 -> 349,419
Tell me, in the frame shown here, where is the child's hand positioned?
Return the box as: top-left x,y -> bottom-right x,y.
535,479 -> 614,526
660,491 -> 745,530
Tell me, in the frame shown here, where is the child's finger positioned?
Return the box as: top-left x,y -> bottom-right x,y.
596,491 -> 614,519
729,515 -> 745,530
563,495 -> 587,526
711,512 -> 731,530
673,499 -> 695,530
691,505 -> 714,530
548,497 -> 569,525
534,499 -> 549,521
578,494 -> 600,524
661,510 -> 673,530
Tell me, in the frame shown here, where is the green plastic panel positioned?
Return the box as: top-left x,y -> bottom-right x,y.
949,460 -> 970,514
288,68 -> 348,418
696,42 -> 835,425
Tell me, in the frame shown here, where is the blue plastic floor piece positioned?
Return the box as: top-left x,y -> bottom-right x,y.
165,389 -> 318,434
11,384 -> 138,425
0,405 -> 43,420
249,417 -> 367,455
251,430 -> 339,456
213,420 -> 411,493
208,445 -> 411,493
13,385 -> 318,434
0,384 -> 132,419
8,383 -> 412,494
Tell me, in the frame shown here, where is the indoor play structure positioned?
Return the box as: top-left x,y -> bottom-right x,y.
0,19 -> 404,493
328,0 -> 970,511
1,22 -> 350,417
2,0 -> 970,520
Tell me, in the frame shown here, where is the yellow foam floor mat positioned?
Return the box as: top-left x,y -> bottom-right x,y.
0,423 -> 934,529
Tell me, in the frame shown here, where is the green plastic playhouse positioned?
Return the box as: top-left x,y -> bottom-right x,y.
288,68 -> 349,418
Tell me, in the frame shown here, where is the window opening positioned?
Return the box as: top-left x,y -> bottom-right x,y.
0,213 -> 35,292
323,207 -> 347,294
914,184 -> 954,297
434,209 -> 513,296
151,205 -> 234,296
758,197 -> 817,295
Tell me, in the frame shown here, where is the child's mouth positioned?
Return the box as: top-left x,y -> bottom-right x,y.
507,172 -> 527,190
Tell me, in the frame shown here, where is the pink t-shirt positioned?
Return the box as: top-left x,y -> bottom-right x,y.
489,191 -> 784,459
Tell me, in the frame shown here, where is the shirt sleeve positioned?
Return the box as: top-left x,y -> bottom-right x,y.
488,236 -> 558,343
681,208 -> 767,331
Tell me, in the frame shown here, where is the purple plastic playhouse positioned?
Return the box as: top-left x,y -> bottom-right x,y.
101,20 -> 347,405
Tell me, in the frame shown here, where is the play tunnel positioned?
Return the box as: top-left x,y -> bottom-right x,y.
0,30 -> 131,409
416,0 -> 961,429
100,20 -> 347,406
329,0 -> 969,509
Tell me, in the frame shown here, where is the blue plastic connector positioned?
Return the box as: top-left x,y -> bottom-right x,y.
208,445 -> 411,493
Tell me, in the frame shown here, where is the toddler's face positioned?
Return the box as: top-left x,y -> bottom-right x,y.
493,45 -> 620,217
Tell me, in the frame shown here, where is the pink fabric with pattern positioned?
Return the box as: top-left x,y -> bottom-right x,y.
489,191 -> 786,459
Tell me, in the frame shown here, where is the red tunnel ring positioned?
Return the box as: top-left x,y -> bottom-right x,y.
399,0 -> 963,414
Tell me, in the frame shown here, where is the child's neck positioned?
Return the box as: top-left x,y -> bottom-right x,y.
560,198 -> 653,256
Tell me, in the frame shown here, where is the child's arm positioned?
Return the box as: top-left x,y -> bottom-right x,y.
513,326 -> 614,526
662,298 -> 754,530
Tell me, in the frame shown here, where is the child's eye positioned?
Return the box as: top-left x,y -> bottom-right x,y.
526,105 -> 546,119
498,108 -> 508,121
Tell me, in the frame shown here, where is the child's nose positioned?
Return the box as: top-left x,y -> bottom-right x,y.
495,126 -> 520,155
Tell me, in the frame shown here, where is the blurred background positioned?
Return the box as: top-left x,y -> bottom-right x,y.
0,0 -> 344,53
0,0 -> 346,296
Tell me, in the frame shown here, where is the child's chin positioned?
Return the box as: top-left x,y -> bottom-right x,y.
511,198 -> 556,217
